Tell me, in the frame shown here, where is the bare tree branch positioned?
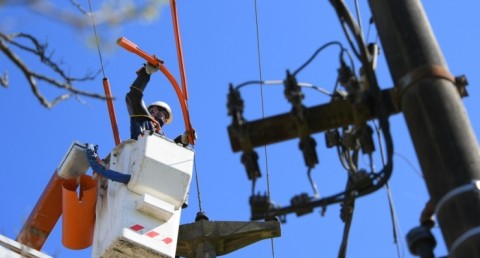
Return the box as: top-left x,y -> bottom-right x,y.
0,32 -> 107,108
3,0 -> 168,29
0,1 -> 169,108
0,72 -> 8,88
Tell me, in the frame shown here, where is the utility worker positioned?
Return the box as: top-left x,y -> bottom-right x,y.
126,62 -> 191,146
85,62 -> 193,186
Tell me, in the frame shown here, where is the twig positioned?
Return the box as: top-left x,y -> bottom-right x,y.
0,32 -> 107,108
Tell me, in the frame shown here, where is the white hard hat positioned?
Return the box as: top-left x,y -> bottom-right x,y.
148,101 -> 173,124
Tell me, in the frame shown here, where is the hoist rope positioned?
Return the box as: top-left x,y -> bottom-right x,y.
253,1 -> 275,257
193,158 -> 203,212
87,0 -> 105,78
87,0 -> 121,146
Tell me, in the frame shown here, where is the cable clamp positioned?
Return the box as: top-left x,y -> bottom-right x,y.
397,64 -> 455,91
396,65 -> 455,101
435,180 -> 480,216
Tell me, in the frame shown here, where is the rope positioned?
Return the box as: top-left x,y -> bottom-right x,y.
193,156 -> 204,212
87,0 -> 121,145
253,1 -> 275,257
88,0 -> 121,145
87,0 -> 106,78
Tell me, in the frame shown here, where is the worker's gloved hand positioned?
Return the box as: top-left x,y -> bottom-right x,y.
84,143 -> 131,184
145,63 -> 159,75
86,144 -> 99,157
85,143 -> 103,170
180,130 -> 197,145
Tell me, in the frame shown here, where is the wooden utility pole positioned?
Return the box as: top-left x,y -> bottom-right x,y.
368,0 -> 480,257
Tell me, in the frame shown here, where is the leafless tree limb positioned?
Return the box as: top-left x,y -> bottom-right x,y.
0,72 -> 8,88
0,0 -> 169,108
3,0 -> 168,29
0,32 -> 107,108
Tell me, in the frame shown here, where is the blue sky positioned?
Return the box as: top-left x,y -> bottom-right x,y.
1,1 -> 479,257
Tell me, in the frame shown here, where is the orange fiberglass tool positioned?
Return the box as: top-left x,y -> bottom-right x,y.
117,37 -> 195,145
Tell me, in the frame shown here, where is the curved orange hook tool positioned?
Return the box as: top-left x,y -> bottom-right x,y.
116,37 -> 195,145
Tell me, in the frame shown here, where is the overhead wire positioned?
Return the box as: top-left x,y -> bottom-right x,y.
253,1 -> 276,257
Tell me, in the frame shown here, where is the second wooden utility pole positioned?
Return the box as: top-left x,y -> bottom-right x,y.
368,0 -> 480,257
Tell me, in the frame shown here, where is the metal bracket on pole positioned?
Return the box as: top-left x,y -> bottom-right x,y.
228,88 -> 400,152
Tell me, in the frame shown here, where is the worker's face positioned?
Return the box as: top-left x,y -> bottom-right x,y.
150,106 -> 169,126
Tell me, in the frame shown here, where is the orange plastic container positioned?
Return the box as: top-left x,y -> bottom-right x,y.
62,175 -> 97,250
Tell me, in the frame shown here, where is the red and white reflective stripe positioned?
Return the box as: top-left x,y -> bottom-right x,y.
128,224 -> 173,245
130,224 -> 145,232
145,230 -> 173,245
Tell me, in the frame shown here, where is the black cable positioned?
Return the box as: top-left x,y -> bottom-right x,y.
236,80 -> 265,90
330,0 -> 394,196
339,20 -> 362,60
374,122 -> 404,258
339,48 -> 356,78
338,188 -> 356,258
292,41 -> 345,76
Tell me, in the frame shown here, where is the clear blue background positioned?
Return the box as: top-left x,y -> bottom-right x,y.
1,1 -> 479,257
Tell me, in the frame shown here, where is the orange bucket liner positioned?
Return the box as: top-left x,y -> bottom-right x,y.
62,175 -> 97,250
